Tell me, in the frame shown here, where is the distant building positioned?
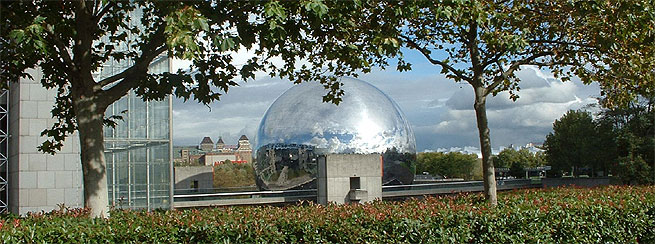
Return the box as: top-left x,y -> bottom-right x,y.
188,155 -> 203,165
237,135 -> 251,151
215,137 -> 226,152
199,137 -> 214,152
176,135 -> 253,167
202,153 -> 237,166
235,135 -> 252,165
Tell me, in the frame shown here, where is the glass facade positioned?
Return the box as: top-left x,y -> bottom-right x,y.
102,56 -> 173,210
90,8 -> 173,211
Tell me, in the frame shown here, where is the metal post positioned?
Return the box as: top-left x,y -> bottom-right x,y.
168,57 -> 174,210
145,98 -> 151,211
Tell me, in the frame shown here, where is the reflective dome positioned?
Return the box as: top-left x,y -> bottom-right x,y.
254,77 -> 416,190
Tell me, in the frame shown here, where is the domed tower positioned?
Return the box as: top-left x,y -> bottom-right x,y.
199,136 -> 214,152
236,135 -> 252,164
237,135 -> 251,151
255,78 -> 416,190
216,137 -> 225,151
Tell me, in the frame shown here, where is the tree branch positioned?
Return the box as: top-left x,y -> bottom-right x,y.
99,45 -> 167,106
97,64 -> 133,88
400,35 -> 471,83
528,39 -> 594,49
526,60 -> 579,67
482,52 -> 503,69
93,1 -> 116,24
485,51 -> 554,96
45,26 -> 75,74
98,22 -> 167,108
466,19 -> 483,87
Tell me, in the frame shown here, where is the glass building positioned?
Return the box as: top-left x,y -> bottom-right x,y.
89,8 -> 173,210
101,55 -> 173,210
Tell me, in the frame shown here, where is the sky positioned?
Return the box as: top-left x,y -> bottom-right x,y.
171,49 -> 601,154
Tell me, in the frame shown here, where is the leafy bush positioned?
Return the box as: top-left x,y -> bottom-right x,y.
2,186 -> 654,243
213,162 -> 256,188
417,152 -> 479,180
493,148 -> 547,178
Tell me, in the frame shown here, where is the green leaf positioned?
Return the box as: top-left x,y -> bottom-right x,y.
9,29 -> 26,43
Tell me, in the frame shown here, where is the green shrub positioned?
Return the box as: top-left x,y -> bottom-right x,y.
213,162 -> 256,188
2,186 -> 654,243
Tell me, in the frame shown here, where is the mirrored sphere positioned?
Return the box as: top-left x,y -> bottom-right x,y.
255,78 -> 416,190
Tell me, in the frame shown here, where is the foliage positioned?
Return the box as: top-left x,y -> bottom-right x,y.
543,110 -> 613,177
334,0 -> 653,204
545,101 -> 654,183
417,152 -> 479,180
493,148 -> 547,178
597,98 -> 655,184
0,0 -> 385,216
174,159 -> 202,167
615,156 -> 652,185
1,186 -> 654,243
213,162 -> 256,188
568,0 -> 655,108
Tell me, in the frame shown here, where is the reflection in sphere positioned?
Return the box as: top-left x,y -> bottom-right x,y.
255,78 -> 416,190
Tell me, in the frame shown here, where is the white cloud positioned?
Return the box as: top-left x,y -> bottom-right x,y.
430,66 -> 599,149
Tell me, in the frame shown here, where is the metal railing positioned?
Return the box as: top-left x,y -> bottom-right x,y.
173,189 -> 317,208
172,179 -> 538,209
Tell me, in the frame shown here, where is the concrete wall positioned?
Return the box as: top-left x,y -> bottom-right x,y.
542,177 -> 611,188
8,70 -> 83,215
317,154 -> 382,205
174,166 -> 214,191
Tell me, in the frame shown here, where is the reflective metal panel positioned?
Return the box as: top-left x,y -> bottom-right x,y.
255,78 -> 416,190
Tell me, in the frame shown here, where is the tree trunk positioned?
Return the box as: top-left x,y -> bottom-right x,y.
74,97 -> 109,218
473,85 -> 497,206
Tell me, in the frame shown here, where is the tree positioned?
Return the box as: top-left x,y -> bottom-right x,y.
0,1 -> 374,217
597,98 -> 654,183
347,0 -> 655,205
339,0 -> 617,205
544,110 -> 604,176
545,99 -> 654,183
493,148 -> 540,178
417,152 -> 478,180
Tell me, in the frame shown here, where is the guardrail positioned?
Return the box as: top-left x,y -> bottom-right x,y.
382,179 -> 536,198
172,179 -> 539,208
173,189 -> 317,208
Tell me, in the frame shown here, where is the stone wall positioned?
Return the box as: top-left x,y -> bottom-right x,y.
8,69 -> 83,214
317,154 -> 382,205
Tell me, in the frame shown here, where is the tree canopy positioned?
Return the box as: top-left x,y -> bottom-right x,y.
544,110 -> 611,177
0,0 -> 390,217
3,0 -> 654,215
417,152 -> 479,180
544,102 -> 654,183
493,148 -> 546,178
336,0 -> 655,205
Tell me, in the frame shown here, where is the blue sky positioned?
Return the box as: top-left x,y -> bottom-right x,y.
171,48 -> 601,153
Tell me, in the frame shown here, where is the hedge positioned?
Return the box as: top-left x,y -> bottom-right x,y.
2,185 -> 654,243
